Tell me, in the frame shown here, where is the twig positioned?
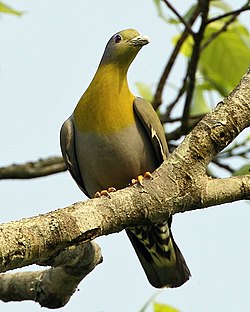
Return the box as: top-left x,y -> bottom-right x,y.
206,3 -> 250,24
212,158 -> 235,174
152,6 -> 200,109
161,113 -> 206,124
181,0 -> 210,132
219,141 -> 250,159
166,115 -> 202,141
220,150 -> 250,159
162,0 -> 194,35
202,2 -> 249,50
0,157 -> 66,179
160,71 -> 188,123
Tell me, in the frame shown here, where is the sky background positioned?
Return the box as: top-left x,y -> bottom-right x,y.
1,1 -> 250,311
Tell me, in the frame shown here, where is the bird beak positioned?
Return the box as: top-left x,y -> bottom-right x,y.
129,35 -> 150,47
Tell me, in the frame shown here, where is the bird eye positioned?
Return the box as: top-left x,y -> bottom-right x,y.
114,34 -> 122,43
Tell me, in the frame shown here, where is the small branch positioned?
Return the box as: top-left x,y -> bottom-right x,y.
219,142 -> 250,159
152,6 -> 200,109
211,158 -> 235,174
160,72 -> 188,123
0,242 -> 102,308
181,0 -> 210,132
161,113 -> 205,124
166,115 -> 202,141
201,175 -> 250,207
206,3 -> 250,24
223,150 -> 250,159
162,0 -> 194,35
201,2 -> 249,50
0,157 -> 66,179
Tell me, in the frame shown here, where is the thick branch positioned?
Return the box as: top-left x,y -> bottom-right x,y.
0,67 -> 249,274
0,170 -> 249,275
201,176 -> 250,207
0,242 -> 102,308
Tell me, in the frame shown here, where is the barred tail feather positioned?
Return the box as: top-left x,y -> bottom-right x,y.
126,218 -> 190,288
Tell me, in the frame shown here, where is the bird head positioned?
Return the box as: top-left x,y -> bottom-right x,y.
100,29 -> 150,68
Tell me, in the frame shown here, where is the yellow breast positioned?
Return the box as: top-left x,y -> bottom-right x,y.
74,63 -> 135,134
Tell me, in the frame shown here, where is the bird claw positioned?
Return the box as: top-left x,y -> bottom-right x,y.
131,172 -> 153,186
94,187 -> 117,198
144,171 -> 153,179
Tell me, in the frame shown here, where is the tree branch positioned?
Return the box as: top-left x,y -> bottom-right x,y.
0,157 -> 66,179
206,2 -> 250,24
211,158 -> 235,174
0,242 -> 102,308
160,71 -> 188,123
162,0 -> 194,35
166,115 -> 202,141
201,6 -> 245,50
202,175 -> 250,206
152,6 -> 200,109
0,66 -> 249,275
181,0 -> 210,132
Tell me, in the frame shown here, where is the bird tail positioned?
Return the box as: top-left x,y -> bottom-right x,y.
126,218 -> 190,288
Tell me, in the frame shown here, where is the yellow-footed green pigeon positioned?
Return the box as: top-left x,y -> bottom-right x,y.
60,29 -> 190,288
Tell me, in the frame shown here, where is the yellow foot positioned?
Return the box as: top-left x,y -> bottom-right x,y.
94,187 -> 117,198
131,171 -> 153,186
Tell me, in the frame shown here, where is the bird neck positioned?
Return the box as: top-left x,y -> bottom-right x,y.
74,63 -> 135,134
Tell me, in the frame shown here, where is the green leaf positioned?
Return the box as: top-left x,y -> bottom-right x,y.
197,81 -> 217,91
167,18 -> 180,24
0,2 -> 23,16
152,1 -> 198,24
233,164 -> 250,176
176,20 -> 250,96
191,84 -> 211,116
135,82 -> 154,103
154,302 -> 181,312
168,4 -> 198,25
138,291 -> 161,312
210,1 -> 232,12
199,20 -> 250,96
183,4 -> 198,22
172,34 -> 194,56
152,0 -> 169,23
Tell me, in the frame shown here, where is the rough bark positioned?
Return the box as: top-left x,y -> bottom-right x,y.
0,242 -> 102,308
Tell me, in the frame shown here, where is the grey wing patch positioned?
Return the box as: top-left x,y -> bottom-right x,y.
133,97 -> 168,163
60,117 -> 89,196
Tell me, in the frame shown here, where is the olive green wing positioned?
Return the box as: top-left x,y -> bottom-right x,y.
133,97 -> 168,163
60,116 -> 89,197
